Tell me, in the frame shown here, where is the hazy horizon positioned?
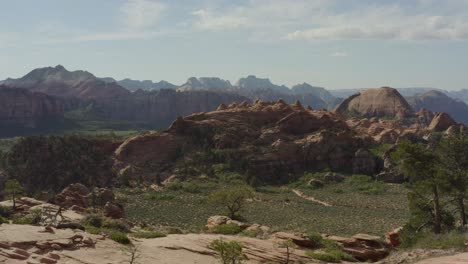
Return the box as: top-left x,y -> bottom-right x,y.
2,0 -> 468,90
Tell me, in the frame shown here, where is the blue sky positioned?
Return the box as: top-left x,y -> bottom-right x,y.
1,0 -> 468,89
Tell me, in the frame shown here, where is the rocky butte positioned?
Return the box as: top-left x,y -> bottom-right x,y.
113,87 -> 465,184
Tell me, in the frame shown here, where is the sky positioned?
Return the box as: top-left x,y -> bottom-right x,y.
1,0 -> 468,90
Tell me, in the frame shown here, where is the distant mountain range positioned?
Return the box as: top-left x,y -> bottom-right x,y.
1,65 -> 468,135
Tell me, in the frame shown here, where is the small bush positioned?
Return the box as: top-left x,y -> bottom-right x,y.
166,182 -> 184,191
110,231 -> 131,245
307,249 -> 355,263
102,218 -> 131,233
29,209 -> 42,225
210,239 -> 245,264
345,175 -> 385,195
400,229 -> 467,250
0,206 -> 13,218
307,232 -> 324,245
211,223 -> 243,235
83,214 -> 104,228
13,217 -> 34,225
133,231 -> 166,239
84,225 -> 102,235
0,216 -> 7,224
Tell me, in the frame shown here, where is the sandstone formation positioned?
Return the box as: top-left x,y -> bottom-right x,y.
0,86 -> 64,130
113,100 -> 374,183
408,90 -> 468,124
334,87 -> 413,119
428,112 -> 459,132
52,183 -> 124,219
113,92 -> 465,184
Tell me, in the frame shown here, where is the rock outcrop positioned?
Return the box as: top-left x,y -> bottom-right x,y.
408,90 -> 468,125
177,77 -> 232,91
114,100 -> 371,183
52,183 -> 124,219
0,86 -> 64,130
334,87 -> 413,119
428,112 -> 459,132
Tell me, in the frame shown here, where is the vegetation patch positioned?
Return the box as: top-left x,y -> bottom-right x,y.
109,231 -> 131,245
132,231 -> 167,239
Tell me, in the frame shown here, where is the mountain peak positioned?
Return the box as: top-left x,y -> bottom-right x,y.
54,65 -> 66,71
335,87 -> 413,119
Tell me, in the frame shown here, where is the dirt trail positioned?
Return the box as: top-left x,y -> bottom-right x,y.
292,189 -> 333,207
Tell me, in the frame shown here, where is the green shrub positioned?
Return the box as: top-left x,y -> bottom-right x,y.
400,229 -> 467,250
102,218 -> 130,233
307,249 -> 355,263
210,239 -> 245,264
12,217 -> 34,225
211,223 -> 243,235
345,175 -> 385,195
0,216 -> 7,224
307,232 -> 324,245
29,209 -> 42,225
109,231 -> 131,245
166,182 -> 184,191
83,214 -> 104,228
84,225 -> 102,235
0,206 -> 13,218
133,231 -> 166,239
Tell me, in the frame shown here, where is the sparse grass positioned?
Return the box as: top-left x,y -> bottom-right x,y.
109,231 -> 131,245
12,217 -> 34,225
307,249 -> 356,263
121,180 -> 408,236
132,231 -> 167,239
145,192 -> 176,201
402,231 -> 468,250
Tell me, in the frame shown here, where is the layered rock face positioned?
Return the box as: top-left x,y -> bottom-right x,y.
90,89 -> 249,128
0,86 -> 64,128
114,78 -> 176,91
113,99 -> 378,183
177,77 -> 232,91
113,89 -> 466,184
335,87 -> 413,119
407,90 -> 468,124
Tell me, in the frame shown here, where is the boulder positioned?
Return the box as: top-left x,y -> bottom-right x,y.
206,216 -> 231,228
104,202 -> 125,219
322,172 -> 345,183
328,234 -> 391,262
386,227 -> 402,247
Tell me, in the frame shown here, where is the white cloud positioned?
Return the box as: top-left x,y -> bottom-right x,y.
74,31 -> 163,42
121,0 -> 167,29
189,1 -> 468,41
330,51 -> 348,57
286,10 -> 468,41
191,9 -> 249,31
